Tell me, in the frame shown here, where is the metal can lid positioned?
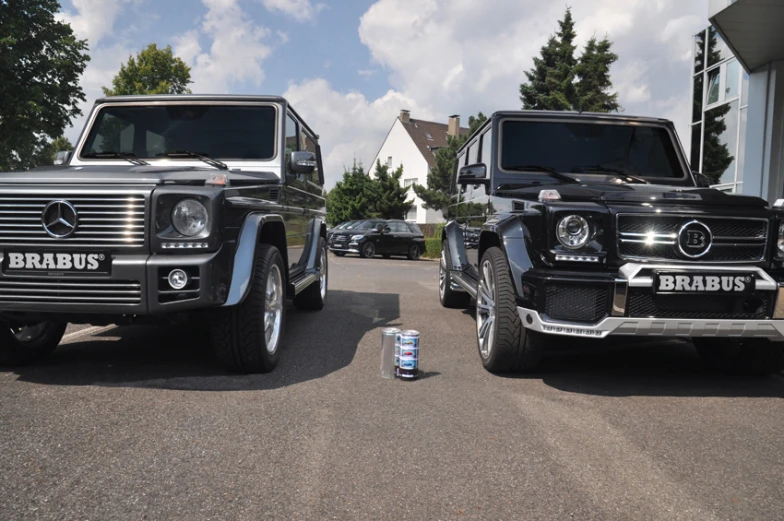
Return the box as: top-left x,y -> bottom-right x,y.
382,328 -> 401,334
400,330 -> 420,336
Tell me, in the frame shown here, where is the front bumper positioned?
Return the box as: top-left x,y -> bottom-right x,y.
521,262 -> 784,340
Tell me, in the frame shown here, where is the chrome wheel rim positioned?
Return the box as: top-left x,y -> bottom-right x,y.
476,260 -> 496,359
264,265 -> 283,353
11,323 -> 48,344
439,250 -> 447,298
319,250 -> 327,300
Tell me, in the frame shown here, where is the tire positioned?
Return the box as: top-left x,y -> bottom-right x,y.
360,241 -> 376,259
294,238 -> 328,311
0,322 -> 67,366
333,251 -> 346,257
476,247 -> 544,373
211,244 -> 286,373
693,338 -> 784,375
440,240 -> 471,308
407,244 -> 421,261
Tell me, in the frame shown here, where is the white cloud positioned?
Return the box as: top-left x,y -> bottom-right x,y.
283,78 -> 423,188
260,0 -> 326,22
57,0 -> 130,46
358,69 -> 376,77
176,0 -> 273,93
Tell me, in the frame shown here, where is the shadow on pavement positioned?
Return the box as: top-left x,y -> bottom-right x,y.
7,290 -> 400,392
508,337 -> 784,398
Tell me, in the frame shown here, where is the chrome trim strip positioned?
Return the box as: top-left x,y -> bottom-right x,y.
612,278 -> 628,316
618,262 -> 778,291
292,273 -> 318,296
451,272 -> 478,299
619,238 -> 676,245
520,308 -> 784,340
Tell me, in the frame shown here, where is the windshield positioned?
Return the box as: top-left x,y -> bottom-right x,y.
501,120 -> 684,179
355,221 -> 382,231
81,104 -> 277,160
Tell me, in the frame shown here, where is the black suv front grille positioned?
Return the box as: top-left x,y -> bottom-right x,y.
617,214 -> 768,262
543,284 -> 609,323
627,289 -> 772,320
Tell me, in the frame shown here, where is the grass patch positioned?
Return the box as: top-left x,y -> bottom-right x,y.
423,237 -> 441,259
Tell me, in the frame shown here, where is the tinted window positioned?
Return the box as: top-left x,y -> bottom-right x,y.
302,132 -> 322,186
285,113 -> 299,154
389,222 -> 408,233
407,223 -> 423,234
480,130 -> 492,164
356,221 -> 382,230
501,121 -> 683,178
82,105 -> 277,160
467,141 -> 478,165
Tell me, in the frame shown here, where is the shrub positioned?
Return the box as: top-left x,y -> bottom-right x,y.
423,237 -> 441,259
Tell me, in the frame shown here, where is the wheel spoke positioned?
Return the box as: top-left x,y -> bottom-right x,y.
479,316 -> 493,341
476,301 -> 493,314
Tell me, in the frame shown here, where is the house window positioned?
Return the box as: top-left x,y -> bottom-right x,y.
425,132 -> 433,141
406,207 -> 417,222
387,156 -> 392,167
403,178 -> 416,188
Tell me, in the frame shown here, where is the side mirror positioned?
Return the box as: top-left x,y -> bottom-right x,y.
457,164 -> 488,185
375,223 -> 385,232
693,172 -> 711,188
54,150 -> 72,165
290,151 -> 317,175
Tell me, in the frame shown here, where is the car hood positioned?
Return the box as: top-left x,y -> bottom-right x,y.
0,165 -> 280,186
501,182 -> 769,208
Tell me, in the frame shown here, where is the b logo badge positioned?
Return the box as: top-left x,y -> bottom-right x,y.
677,220 -> 712,259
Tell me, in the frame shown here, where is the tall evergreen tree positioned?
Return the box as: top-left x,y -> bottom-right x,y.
326,161 -> 376,225
519,8 -> 577,110
413,112 -> 487,217
573,37 -> 620,112
372,160 -> 413,220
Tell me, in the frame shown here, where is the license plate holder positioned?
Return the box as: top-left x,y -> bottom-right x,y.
3,251 -> 112,275
653,271 -> 755,295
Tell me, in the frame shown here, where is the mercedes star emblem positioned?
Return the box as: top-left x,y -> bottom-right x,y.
41,200 -> 78,239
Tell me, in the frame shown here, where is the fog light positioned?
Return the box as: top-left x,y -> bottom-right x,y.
168,269 -> 188,290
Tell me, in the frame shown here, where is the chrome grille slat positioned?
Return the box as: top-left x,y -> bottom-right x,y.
0,279 -> 141,305
0,192 -> 149,248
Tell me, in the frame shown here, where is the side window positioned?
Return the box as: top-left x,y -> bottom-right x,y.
452,152 -> 466,202
480,130 -> 492,166
302,132 -> 323,187
391,222 -> 407,233
467,141 -> 479,165
285,113 -> 299,155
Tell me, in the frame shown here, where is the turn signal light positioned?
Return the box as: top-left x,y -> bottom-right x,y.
162,242 -> 209,249
555,254 -> 601,263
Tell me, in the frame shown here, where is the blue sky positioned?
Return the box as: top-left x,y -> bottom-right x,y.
59,0 -> 710,188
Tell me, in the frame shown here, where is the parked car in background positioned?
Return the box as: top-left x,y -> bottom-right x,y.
329,219 -> 425,260
327,220 -> 358,240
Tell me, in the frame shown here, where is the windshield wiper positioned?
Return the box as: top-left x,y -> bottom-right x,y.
82,152 -> 149,166
504,165 -> 579,184
572,165 -> 648,184
157,150 -> 228,170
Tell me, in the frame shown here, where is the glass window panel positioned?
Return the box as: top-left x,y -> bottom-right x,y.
741,71 -> 750,107
467,141 -> 479,165
480,130 -> 492,165
690,123 -> 702,171
694,30 -> 706,74
692,74 -> 704,123
737,107 -> 747,184
702,100 -> 738,184
725,59 -> 740,99
285,114 -> 299,154
708,26 -> 732,67
707,68 -> 721,105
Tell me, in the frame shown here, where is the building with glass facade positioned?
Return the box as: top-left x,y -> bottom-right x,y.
692,0 -> 784,204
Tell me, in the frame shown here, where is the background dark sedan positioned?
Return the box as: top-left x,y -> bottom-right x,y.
328,219 -> 426,260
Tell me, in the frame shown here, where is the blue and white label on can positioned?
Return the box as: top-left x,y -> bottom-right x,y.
399,358 -> 418,371
400,348 -> 418,360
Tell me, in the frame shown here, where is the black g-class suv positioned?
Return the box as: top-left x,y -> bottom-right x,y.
0,95 -> 328,374
440,111 -> 784,374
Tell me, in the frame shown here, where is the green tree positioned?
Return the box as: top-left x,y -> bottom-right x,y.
326,161 -> 376,225
35,136 -> 74,166
519,8 -> 621,113
102,43 -> 192,96
372,160 -> 413,219
412,113 -> 487,217
519,8 -> 577,111
0,0 -> 89,171
573,37 -> 620,112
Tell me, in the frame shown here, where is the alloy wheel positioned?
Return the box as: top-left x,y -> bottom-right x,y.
439,250 -> 447,298
476,259 -> 496,358
319,249 -> 328,300
264,264 -> 284,353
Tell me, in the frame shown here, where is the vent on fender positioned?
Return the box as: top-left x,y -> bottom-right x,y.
268,189 -> 279,202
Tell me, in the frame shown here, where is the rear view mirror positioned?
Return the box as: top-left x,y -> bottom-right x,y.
54,150 -> 72,165
290,151 -> 316,174
693,171 -> 711,188
458,164 -> 488,185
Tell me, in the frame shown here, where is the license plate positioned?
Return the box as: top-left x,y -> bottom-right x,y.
654,272 -> 755,295
3,252 -> 111,274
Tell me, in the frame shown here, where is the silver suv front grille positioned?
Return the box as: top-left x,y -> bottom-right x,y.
0,190 -> 149,248
617,214 -> 769,263
0,279 -> 141,305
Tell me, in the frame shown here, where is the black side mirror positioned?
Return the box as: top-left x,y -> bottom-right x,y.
693,172 -> 711,188
290,151 -> 317,175
374,223 -> 385,232
458,164 -> 488,185
54,150 -> 72,165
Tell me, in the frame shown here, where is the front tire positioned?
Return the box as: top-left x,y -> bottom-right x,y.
360,241 -> 376,259
211,244 -> 286,373
0,322 -> 67,366
333,251 -> 346,257
407,244 -> 421,260
693,338 -> 784,375
476,247 -> 544,373
294,238 -> 328,311
440,240 -> 471,308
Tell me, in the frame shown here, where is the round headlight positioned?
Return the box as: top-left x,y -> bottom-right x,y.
778,224 -> 784,253
557,215 -> 591,250
172,199 -> 209,237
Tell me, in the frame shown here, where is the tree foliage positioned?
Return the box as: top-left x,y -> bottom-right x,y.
412,113 -> 487,216
0,0 -> 89,171
327,161 -> 415,225
698,28 -> 734,184
102,43 -> 192,96
371,160 -> 414,220
520,8 -> 620,113
35,136 -> 73,167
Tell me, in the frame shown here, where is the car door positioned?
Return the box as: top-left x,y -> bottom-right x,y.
462,136 -> 488,279
374,221 -> 394,254
390,221 -> 413,254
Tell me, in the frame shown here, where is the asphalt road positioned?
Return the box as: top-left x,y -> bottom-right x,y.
2,254 -> 784,520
